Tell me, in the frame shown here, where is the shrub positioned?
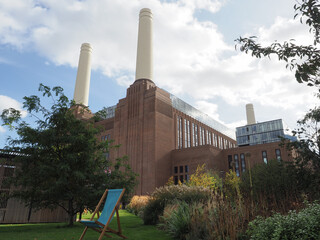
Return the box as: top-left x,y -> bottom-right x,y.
240,159 -> 301,215
187,164 -> 222,191
160,201 -> 191,240
247,202 -> 320,240
143,185 -> 212,225
126,195 -> 150,216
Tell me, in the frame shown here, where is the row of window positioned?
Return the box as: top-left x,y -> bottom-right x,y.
228,149 -> 282,176
236,119 -> 283,136
100,134 -> 111,142
177,116 -> 236,150
174,165 -> 189,174
173,165 -> 189,184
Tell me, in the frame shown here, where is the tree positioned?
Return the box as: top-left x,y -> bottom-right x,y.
0,84 -> 138,226
236,0 -> 320,87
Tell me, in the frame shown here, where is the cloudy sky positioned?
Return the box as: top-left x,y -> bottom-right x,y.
0,0 -> 317,146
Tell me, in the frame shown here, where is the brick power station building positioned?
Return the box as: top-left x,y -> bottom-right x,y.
0,8 -> 293,223
72,8 -> 293,195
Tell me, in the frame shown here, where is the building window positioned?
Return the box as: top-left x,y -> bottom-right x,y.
185,175 -> 189,182
194,124 -> 198,146
199,127 -> 203,145
185,165 -> 189,173
262,151 -> 268,164
228,155 -> 233,170
202,128 -> 205,145
104,152 -> 109,160
177,116 -> 183,149
240,153 -> 246,172
179,175 -> 184,183
234,154 -> 240,177
187,120 -> 191,147
192,123 -> 195,147
208,132 -> 212,145
179,166 -> 183,173
275,149 -> 281,161
184,119 -> 187,148
174,176 -> 178,185
174,166 -> 178,174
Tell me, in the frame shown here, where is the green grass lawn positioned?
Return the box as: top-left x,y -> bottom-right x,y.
0,210 -> 172,240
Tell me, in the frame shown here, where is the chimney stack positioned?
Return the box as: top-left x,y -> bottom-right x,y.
73,43 -> 92,106
246,103 -> 256,125
135,8 -> 153,81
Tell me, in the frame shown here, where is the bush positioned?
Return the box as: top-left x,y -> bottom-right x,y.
247,202 -> 320,240
240,159 -> 301,215
143,185 -> 212,225
160,201 -> 191,240
126,195 -> 150,217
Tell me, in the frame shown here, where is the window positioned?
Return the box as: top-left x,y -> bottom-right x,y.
185,175 -> 189,182
206,130 -> 209,145
262,151 -> 268,164
228,155 -> 233,170
104,152 -> 109,160
202,128 -> 205,145
179,166 -> 183,173
194,124 -> 198,146
187,120 -> 191,147
179,175 -> 184,183
199,127 -> 203,145
234,154 -> 240,176
185,165 -> 189,173
192,123 -> 195,147
184,119 -> 187,148
174,166 -> 178,174
174,176 -> 178,185
177,116 -> 183,149
275,149 -> 281,161
240,153 -> 246,172
208,132 -> 212,145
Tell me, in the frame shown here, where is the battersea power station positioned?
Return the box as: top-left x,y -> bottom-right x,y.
72,8 -> 292,195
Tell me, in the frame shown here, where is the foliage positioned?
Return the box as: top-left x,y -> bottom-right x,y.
247,202 -> 320,240
236,0 -> 320,87
126,195 -> 150,217
160,201 -> 191,240
165,176 -> 174,186
241,159 -> 301,215
186,164 -> 221,191
224,170 -> 242,201
0,84 -> 137,226
143,185 -> 212,225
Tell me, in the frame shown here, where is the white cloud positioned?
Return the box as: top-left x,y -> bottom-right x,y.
0,0 -> 317,131
0,126 -> 5,133
0,95 -> 27,118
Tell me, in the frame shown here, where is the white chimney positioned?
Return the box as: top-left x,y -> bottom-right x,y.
246,103 -> 256,125
73,43 -> 92,106
135,8 -> 153,81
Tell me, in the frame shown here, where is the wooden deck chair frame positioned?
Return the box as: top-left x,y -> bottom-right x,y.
79,189 -> 127,240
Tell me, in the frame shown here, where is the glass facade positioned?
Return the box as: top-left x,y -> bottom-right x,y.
236,119 -> 285,146
170,94 -> 235,139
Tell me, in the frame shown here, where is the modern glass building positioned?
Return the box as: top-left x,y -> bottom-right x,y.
236,119 -> 288,146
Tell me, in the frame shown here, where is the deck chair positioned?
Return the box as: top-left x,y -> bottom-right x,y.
79,189 -> 127,240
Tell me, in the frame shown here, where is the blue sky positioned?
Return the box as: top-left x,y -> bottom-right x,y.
0,0 -> 317,147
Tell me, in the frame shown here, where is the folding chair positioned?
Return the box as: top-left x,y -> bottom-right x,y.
79,189 -> 127,240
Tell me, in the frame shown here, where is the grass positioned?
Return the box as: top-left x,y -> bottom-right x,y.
0,210 -> 173,240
